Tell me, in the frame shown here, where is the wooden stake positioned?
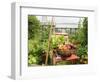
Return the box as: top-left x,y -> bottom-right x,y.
45,17 -> 54,65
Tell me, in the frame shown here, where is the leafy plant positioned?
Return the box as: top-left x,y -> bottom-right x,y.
28,15 -> 41,39
69,18 -> 88,64
69,18 -> 88,47
76,45 -> 87,57
28,16 -> 53,65
28,54 -> 37,65
51,35 -> 66,49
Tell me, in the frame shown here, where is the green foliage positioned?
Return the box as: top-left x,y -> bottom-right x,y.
28,39 -> 44,65
28,15 -> 41,39
41,26 -> 50,51
28,15 -> 43,65
76,45 -> 87,57
28,16 -> 52,65
69,18 -> 88,47
28,54 -> 37,65
51,35 -> 65,49
69,17 -> 88,60
69,33 -> 78,44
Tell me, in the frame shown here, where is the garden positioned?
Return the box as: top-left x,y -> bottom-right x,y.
28,15 -> 88,66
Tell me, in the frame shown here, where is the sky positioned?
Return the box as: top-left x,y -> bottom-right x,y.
36,16 -> 81,23
36,16 -> 82,28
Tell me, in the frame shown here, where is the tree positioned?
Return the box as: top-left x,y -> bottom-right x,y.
77,17 -> 88,47
28,15 -> 41,39
82,17 -> 88,46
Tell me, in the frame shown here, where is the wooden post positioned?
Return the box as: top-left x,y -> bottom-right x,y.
45,17 -> 54,65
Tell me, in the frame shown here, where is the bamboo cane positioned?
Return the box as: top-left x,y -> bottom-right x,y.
45,17 -> 54,65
